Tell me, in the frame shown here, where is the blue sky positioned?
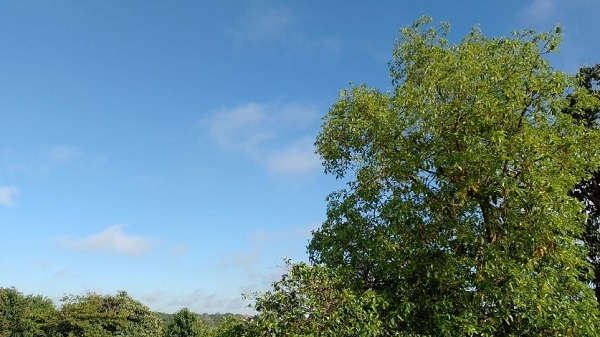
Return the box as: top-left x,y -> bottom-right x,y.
1,0 -> 599,314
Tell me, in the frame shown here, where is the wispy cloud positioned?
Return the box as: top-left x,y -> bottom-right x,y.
230,4 -> 341,54
251,223 -> 318,243
203,101 -> 321,176
266,137 -> 320,175
231,5 -> 294,48
59,224 -> 154,257
29,259 -> 52,268
0,145 -> 91,175
0,186 -> 19,207
219,223 -> 317,275
161,289 -> 246,313
46,146 -> 81,164
141,289 -> 249,314
521,0 -> 556,22
207,103 -> 273,153
216,224 -> 317,289
218,249 -> 261,270
130,175 -> 164,189
53,268 -> 84,279
515,0 -> 600,72
169,244 -> 190,258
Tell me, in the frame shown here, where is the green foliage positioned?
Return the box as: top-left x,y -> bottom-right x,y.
565,63 -> 600,304
56,291 -> 163,337
0,287 -> 252,337
565,64 -> 600,128
309,16 -> 600,336
248,260 -> 386,337
0,287 -> 58,337
211,315 -> 251,337
0,286 -> 253,337
0,287 -> 29,337
27,294 -> 60,336
165,307 -> 212,337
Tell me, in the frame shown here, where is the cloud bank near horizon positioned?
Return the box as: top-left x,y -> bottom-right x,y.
58,225 -> 154,257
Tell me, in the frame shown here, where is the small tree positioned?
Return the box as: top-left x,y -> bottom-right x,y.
0,287 -> 31,337
212,315 -> 252,337
309,17 -> 600,336
165,307 -> 210,337
248,260 -> 385,337
0,287 -> 58,337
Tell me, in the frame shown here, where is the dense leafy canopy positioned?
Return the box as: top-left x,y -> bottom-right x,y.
248,260 -> 385,336
307,17 -> 600,336
165,308 -> 211,337
56,291 -> 164,337
566,64 -> 600,304
0,287 -> 58,337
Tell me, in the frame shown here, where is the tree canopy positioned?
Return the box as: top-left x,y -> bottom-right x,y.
56,291 -> 164,337
0,287 -> 58,337
248,260 -> 385,336
0,287 -> 250,337
565,63 -> 600,304
307,17 -> 600,336
165,307 -> 212,337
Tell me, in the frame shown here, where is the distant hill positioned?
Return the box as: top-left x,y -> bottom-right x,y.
154,311 -> 247,327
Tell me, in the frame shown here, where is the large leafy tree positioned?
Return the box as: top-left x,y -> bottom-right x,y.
565,64 -> 600,303
309,17 -> 600,336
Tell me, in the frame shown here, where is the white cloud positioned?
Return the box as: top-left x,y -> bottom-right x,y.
207,103 -> 273,152
59,224 -> 154,257
0,186 -> 19,207
266,137 -> 320,175
204,101 -> 321,176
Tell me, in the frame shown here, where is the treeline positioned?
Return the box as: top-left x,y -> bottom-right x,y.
0,287 -> 248,337
155,312 -> 240,328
